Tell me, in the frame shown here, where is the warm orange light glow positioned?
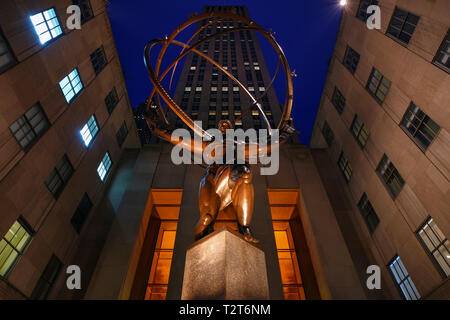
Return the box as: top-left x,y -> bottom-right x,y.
269,189 -> 306,300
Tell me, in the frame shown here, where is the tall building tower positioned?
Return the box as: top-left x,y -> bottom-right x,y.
172,6 -> 283,132
310,0 -> 449,299
0,0 -> 140,299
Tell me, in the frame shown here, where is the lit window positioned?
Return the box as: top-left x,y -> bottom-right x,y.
338,151 -> 352,183
388,256 -> 420,300
211,87 -> 217,92
357,193 -> 380,233
195,86 -> 202,92
417,217 -> 450,277
0,218 -> 33,277
254,66 -> 260,70
59,68 -> 83,103
97,152 -> 112,182
351,115 -> 370,148
259,87 -> 265,92
30,8 -> 63,45
184,87 -> 191,92
400,102 -> 440,151
387,7 -> 420,45
366,68 -> 391,104
222,87 -> 228,92
233,86 -> 239,92
376,154 -> 405,198
80,115 -> 99,147
248,87 -> 255,92
190,66 -> 196,70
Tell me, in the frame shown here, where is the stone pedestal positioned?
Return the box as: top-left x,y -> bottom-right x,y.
181,226 -> 269,300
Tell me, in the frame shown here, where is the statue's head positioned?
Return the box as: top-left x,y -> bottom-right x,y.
218,120 -> 233,135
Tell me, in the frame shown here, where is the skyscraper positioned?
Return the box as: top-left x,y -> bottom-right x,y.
310,0 -> 449,299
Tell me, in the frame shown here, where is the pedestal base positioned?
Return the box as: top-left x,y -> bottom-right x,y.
181,226 -> 269,300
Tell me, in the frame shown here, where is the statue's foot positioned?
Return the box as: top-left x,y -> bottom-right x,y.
243,233 -> 259,244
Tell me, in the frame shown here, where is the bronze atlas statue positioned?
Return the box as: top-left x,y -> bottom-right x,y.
143,10 -> 296,243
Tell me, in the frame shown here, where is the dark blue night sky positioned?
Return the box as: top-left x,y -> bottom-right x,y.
106,1 -> 343,145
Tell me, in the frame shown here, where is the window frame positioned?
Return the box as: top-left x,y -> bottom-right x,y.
400,102 -> 440,152
9,102 -> 50,152
357,193 -> 380,233
366,67 -> 391,104
80,114 -> 99,147
331,86 -> 346,114
350,115 -> 370,148
432,28 -> 450,74
376,154 -> 405,199
30,254 -> 63,300
337,151 -> 352,183
343,46 -> 360,74
59,68 -> 84,104
29,7 -> 64,46
116,121 -> 128,147
0,27 -> 17,74
356,0 -> 379,22
0,217 -> 34,278
321,121 -> 334,147
72,0 -> 94,24
97,152 -> 113,182
90,46 -> 108,75
387,255 -> 421,300
386,7 -> 420,46
44,154 -> 74,199
105,87 -> 119,115
70,193 -> 93,234
416,217 -> 450,279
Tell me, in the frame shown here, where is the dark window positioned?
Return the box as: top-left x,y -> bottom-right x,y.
72,0 -> 93,23
45,154 -> 74,199
350,115 -> 370,147
433,28 -> 450,73
388,255 -> 420,300
105,87 -> 119,114
322,121 -> 334,147
116,121 -> 128,147
356,0 -> 379,21
90,46 -> 107,75
9,102 -> 50,151
338,151 -> 352,183
376,154 -> 405,198
416,217 -> 450,277
366,68 -> 391,104
357,193 -> 380,233
30,254 -> 63,300
71,193 -> 93,233
0,28 -> 17,74
387,7 -> 420,45
400,102 -> 440,151
0,217 -> 33,277
343,46 -> 360,74
331,87 -> 346,114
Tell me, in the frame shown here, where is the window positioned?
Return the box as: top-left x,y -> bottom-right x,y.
105,87 -> 119,114
343,46 -> 360,74
80,115 -> 99,147
59,68 -> 83,103
45,154 -> 74,199
30,8 -> 63,45
433,29 -> 450,73
90,46 -> 107,75
357,193 -> 380,233
350,115 -> 369,148
376,154 -> 405,198
30,254 -> 63,300
400,102 -> 440,151
366,68 -> 391,104
338,151 -> 352,183
417,218 -> 450,277
356,0 -> 379,21
387,7 -> 420,45
9,102 -> 50,150
0,28 -> 17,74
0,218 -> 33,277
116,121 -> 128,147
331,87 -> 345,114
388,256 -> 420,300
71,193 -> 93,233
322,121 -> 334,147
97,152 -> 112,182
72,0 -> 93,23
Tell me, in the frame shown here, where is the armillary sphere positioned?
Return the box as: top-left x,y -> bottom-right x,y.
143,10 -> 294,140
